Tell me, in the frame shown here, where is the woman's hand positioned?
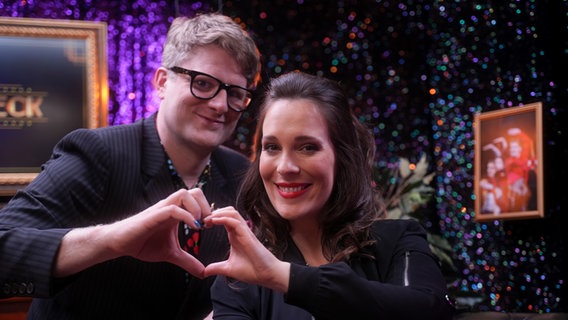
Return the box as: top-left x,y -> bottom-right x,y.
203,207 -> 290,293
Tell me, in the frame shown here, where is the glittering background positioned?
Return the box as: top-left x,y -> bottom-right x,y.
1,0 -> 567,313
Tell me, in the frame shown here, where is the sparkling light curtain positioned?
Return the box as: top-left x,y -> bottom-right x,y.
1,0 -> 567,313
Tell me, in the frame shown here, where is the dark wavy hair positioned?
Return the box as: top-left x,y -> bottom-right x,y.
237,71 -> 385,262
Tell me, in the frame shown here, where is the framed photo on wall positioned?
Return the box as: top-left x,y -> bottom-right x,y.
474,102 -> 544,222
0,17 -> 108,195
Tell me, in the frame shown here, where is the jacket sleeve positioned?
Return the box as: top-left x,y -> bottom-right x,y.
0,129 -> 111,298
285,219 -> 454,320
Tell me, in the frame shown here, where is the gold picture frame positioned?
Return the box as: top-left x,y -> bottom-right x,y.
0,17 -> 108,195
474,102 -> 544,222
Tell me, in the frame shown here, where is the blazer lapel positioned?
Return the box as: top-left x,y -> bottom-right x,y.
140,113 -> 175,205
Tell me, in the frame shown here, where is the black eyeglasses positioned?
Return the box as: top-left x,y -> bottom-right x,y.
169,66 -> 253,112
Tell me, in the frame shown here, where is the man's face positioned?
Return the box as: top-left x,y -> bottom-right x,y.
155,45 -> 248,151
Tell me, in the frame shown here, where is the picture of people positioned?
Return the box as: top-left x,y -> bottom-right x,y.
478,158 -> 507,214
474,103 -> 543,221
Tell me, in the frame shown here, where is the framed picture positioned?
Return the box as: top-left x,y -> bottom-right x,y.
474,102 -> 544,222
0,17 -> 108,195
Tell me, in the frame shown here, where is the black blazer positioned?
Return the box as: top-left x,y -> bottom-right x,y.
211,219 -> 454,320
0,113 -> 250,319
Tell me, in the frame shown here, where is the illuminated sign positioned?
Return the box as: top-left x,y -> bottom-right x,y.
0,84 -> 48,128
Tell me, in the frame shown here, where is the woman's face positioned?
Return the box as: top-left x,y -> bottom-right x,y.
486,161 -> 496,177
259,98 -> 336,224
509,140 -> 522,158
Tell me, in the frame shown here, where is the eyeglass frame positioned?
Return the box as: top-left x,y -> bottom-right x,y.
169,66 -> 253,112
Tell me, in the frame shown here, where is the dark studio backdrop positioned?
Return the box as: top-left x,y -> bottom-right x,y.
1,0 -> 567,314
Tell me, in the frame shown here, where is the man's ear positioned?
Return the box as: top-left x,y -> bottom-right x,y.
153,67 -> 168,99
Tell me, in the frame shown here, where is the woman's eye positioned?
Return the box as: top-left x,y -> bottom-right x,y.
262,144 -> 279,152
300,144 -> 319,153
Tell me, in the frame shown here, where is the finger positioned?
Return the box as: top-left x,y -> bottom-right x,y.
203,261 -> 229,278
176,188 -> 211,228
185,188 -> 212,215
201,202 -> 217,229
165,204 -> 205,230
202,206 -> 238,227
208,215 -> 254,242
208,206 -> 241,219
153,189 -> 187,210
169,251 -> 207,279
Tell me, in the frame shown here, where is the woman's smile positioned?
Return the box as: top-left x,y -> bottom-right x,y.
275,182 -> 311,199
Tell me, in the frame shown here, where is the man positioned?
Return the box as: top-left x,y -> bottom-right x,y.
0,12 -> 261,319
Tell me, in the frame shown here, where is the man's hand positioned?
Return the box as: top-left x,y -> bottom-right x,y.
54,188 -> 213,279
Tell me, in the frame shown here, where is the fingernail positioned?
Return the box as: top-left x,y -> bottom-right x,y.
194,220 -> 202,229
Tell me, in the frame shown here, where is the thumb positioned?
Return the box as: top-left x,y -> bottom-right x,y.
170,252 -> 207,279
203,261 -> 228,277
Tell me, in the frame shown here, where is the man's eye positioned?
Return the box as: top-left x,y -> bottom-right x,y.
193,78 -> 216,91
228,89 -> 245,99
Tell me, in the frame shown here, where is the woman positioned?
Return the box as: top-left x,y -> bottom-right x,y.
480,159 -> 507,214
203,71 -> 454,319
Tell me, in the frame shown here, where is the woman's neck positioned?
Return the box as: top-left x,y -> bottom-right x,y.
290,222 -> 328,266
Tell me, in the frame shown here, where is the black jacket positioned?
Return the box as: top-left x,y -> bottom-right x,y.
0,113 -> 250,319
211,219 -> 454,320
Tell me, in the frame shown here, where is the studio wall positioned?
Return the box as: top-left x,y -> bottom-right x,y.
1,0 -> 567,313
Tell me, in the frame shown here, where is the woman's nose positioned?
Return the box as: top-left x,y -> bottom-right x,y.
276,153 -> 300,175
